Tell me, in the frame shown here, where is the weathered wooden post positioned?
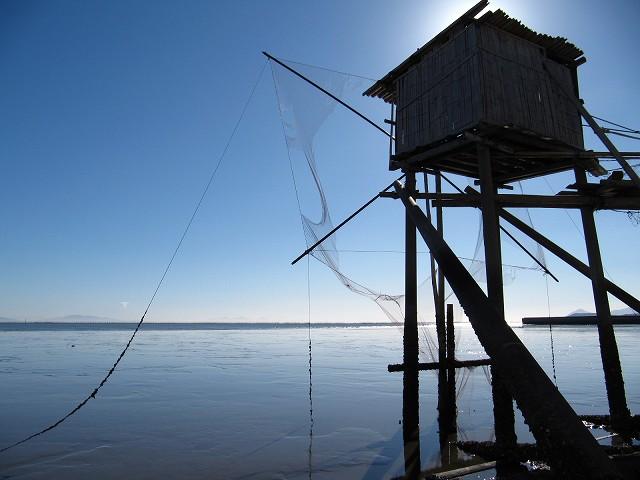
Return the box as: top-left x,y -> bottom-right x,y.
445,304 -> 456,435
477,145 -> 519,469
402,171 -> 421,479
439,303 -> 458,467
574,167 -> 631,429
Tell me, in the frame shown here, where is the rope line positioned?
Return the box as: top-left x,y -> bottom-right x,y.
545,274 -> 558,386
307,256 -> 314,480
0,59 -> 268,455
316,249 -> 542,271
606,131 -> 640,141
270,57 -> 314,478
592,115 -> 640,135
269,60 -> 306,235
276,57 -> 376,82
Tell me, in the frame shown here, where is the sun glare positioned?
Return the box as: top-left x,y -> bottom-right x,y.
430,0 -> 534,34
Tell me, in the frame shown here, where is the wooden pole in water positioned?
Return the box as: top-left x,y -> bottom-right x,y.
433,173 -> 453,467
436,175 -> 445,326
574,167 -> 630,429
402,171 -> 421,479
477,145 -> 518,467
393,180 -> 623,479
442,303 -> 458,466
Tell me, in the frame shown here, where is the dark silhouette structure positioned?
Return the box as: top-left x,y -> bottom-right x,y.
365,1 -> 640,478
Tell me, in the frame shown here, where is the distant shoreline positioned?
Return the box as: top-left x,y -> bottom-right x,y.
0,321 -> 409,331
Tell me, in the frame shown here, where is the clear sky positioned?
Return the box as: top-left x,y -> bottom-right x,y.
1,0 -> 638,324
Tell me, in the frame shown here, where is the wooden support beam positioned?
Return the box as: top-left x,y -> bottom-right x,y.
436,175 -> 446,328
446,304 -> 456,397
393,459 -> 498,480
428,461 -> 497,480
393,180 -> 623,479
395,136 -> 472,167
421,185 -> 640,314
446,305 -> 455,371
388,358 -> 492,372
423,173 -> 445,367
477,145 -> 518,470
575,167 -> 631,428
581,112 -> 640,186
444,304 -> 458,466
463,131 -> 515,154
496,208 -> 640,318
380,192 -> 464,200
458,439 -> 640,464
580,414 -> 640,438
492,151 -> 640,159
431,193 -> 640,210
543,61 -> 640,188
402,171 -> 421,480
493,159 -> 577,184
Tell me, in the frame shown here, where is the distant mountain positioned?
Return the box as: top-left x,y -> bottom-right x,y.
568,308 -> 638,317
568,309 -> 595,316
40,314 -> 128,323
0,316 -> 18,323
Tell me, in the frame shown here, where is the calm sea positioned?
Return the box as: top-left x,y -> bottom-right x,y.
0,322 -> 638,479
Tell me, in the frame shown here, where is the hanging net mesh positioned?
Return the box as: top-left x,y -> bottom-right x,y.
269,58 -> 549,360
271,60 -> 408,325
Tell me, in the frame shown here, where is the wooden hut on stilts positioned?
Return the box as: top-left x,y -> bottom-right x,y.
363,1 -> 640,478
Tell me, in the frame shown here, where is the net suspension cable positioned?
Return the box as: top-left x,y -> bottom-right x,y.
545,273 -> 558,386
0,59 -> 269,455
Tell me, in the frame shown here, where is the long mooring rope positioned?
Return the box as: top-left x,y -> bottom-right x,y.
307,255 -> 314,480
270,57 -> 314,478
0,59 -> 268,455
545,273 -> 558,386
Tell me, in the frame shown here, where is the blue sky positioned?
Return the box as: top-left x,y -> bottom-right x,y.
1,0 -> 638,323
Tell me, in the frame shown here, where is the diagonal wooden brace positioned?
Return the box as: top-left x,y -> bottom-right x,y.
463,186 -> 640,315
498,208 -> 640,315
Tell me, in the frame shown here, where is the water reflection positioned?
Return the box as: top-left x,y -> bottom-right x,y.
399,309 -> 496,480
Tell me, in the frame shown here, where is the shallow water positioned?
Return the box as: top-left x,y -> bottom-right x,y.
0,323 -> 638,479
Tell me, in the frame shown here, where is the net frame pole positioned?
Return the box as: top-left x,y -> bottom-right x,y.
263,51 -> 392,139
291,176 -> 405,265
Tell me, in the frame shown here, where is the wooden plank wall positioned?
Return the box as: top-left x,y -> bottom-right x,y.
395,25 -> 480,155
478,24 -> 583,149
394,21 -> 583,156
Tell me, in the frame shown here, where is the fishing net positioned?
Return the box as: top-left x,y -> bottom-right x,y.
269,58 -> 548,360
270,60 -> 408,326
467,182 -> 548,286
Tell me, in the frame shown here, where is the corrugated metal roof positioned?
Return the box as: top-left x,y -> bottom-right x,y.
363,3 -> 583,104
